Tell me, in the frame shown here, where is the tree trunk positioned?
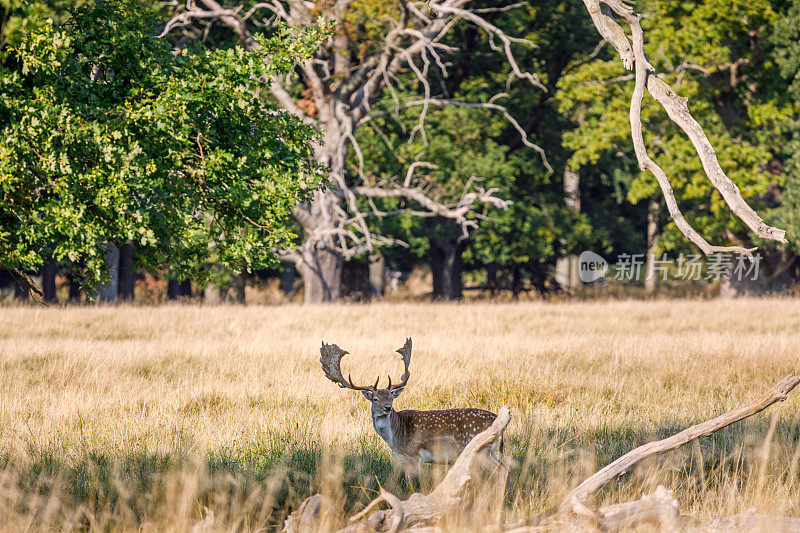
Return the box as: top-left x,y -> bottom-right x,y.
528,261 -> 547,294
42,262 -> 57,303
168,277 -> 193,300
167,279 -> 181,300
94,242 -> 120,303
203,283 -> 225,304
297,246 -> 343,303
554,258 -> 569,290
644,199 -> 659,295
180,278 -> 192,298
555,166 -> 582,292
511,264 -> 522,299
229,271 -> 246,304
14,278 -> 30,301
68,272 -> 81,302
292,145 -> 347,304
279,263 -> 297,295
341,261 -> 369,299
486,262 -> 498,296
430,236 -> 464,300
556,255 -> 581,291
569,256 -> 580,288
118,241 -> 135,300
368,254 -> 385,298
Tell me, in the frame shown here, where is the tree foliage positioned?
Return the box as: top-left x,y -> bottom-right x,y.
771,0 -> 800,251
0,0 -> 324,291
2,0 -> 798,298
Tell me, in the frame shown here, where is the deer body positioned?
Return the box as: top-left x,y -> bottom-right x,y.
320,339 -> 506,471
373,407 -> 498,465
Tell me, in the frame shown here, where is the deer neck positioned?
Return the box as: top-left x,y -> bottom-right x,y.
371,410 -> 400,448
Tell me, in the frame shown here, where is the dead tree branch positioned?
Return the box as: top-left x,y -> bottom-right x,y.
360,97 -> 550,171
350,179 -> 510,240
557,373 -> 800,513
581,0 -> 788,256
552,372 -> 800,517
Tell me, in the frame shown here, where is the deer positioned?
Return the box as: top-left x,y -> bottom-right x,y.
319,338 -> 508,476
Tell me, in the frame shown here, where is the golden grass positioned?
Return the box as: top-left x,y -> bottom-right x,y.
1,299 -> 799,530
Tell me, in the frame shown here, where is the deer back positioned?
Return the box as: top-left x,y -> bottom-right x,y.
392,408 -> 497,462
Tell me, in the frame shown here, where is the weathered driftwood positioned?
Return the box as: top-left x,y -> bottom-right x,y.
507,486 -> 800,532
284,374 -> 799,532
553,372 -> 800,517
283,494 -> 338,533
505,486 -> 682,532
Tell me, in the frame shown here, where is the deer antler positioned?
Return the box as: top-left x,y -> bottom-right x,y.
389,338 -> 412,391
320,342 -> 378,391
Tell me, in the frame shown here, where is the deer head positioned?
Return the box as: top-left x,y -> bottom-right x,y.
320,339 -> 412,417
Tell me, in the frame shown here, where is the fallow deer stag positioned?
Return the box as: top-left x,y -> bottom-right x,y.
320,338 -> 507,474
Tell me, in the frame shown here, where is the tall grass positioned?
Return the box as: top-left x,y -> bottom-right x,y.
0,299 -> 799,530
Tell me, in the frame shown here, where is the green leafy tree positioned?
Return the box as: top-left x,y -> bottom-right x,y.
0,0 -> 325,295
771,0 -> 800,255
0,0 -> 77,57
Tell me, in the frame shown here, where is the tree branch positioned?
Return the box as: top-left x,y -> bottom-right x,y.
554,372 -> 800,516
581,0 -> 788,255
351,175 -> 510,241
360,96 -> 551,171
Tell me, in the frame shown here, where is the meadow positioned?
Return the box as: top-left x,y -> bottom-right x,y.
0,299 -> 799,530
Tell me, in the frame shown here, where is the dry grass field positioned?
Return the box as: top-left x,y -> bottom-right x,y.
0,299 -> 799,530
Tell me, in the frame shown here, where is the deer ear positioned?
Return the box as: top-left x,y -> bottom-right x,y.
390,387 -> 404,398
360,390 -> 374,401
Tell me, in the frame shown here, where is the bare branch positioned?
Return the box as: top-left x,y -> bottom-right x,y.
351,177 -> 510,241
582,0 -> 788,254
425,3 -> 545,92
555,372 -> 800,516
360,97 -> 552,172
182,0 -> 259,47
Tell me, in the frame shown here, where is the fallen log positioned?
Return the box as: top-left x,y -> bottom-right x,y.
343,406 -> 513,532
505,485 -> 800,532
552,372 -> 800,518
